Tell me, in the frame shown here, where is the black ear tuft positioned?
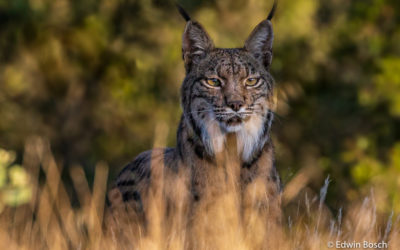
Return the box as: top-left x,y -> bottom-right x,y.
267,1 -> 277,21
244,1 -> 276,70
176,4 -> 191,22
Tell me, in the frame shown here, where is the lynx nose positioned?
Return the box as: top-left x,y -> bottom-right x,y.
228,100 -> 244,112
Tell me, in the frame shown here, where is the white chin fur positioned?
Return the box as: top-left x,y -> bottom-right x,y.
200,116 -> 265,160
224,124 -> 244,133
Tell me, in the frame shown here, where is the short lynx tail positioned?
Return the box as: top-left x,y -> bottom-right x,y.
176,4 -> 191,22
267,1 -> 277,21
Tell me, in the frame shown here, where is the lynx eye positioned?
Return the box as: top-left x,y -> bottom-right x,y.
205,78 -> 221,87
245,78 -> 259,87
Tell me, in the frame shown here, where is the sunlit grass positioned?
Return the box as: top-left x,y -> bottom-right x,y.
0,137 -> 398,249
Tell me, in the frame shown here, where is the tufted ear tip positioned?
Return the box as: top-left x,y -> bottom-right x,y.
176,4 -> 191,22
267,1 -> 277,21
243,2 -> 276,70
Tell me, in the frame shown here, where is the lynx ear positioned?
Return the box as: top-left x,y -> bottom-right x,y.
178,6 -> 214,70
244,3 -> 276,69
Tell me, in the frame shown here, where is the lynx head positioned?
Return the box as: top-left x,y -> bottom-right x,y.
179,4 -> 276,162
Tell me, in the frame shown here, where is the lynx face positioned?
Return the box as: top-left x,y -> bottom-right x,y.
191,49 -> 273,133
180,15 -> 275,161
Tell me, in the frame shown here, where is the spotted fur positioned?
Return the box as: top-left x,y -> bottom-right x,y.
108,4 -> 282,242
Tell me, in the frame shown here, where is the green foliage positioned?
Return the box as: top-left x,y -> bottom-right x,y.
0,0 -> 400,212
348,141 -> 400,212
0,149 -> 32,211
374,58 -> 400,116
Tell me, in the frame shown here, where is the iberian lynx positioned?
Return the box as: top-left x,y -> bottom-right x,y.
108,3 -> 282,248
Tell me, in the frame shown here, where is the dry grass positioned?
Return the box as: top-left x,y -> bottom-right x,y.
0,136 -> 398,250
